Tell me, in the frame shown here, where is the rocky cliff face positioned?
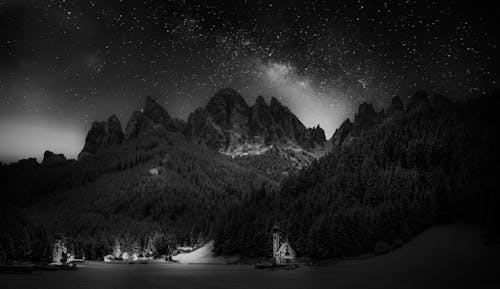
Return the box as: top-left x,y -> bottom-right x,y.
42,150 -> 67,166
79,88 -> 325,165
78,89 -> 452,166
77,88 -> 328,170
351,103 -> 381,135
203,88 -> 251,150
124,96 -> 179,140
78,115 -> 124,160
407,90 -> 430,111
250,95 -> 275,143
387,95 -> 405,116
186,88 -> 326,157
330,119 -> 353,148
304,125 -> 326,149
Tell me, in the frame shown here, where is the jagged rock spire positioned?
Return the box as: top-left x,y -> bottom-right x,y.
123,96 -> 178,141
186,88 -> 326,152
388,95 -> 404,116
78,115 -> 124,160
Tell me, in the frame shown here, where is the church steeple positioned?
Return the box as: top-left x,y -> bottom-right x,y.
271,225 -> 280,264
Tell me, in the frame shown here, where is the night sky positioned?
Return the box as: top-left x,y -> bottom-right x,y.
0,0 -> 498,162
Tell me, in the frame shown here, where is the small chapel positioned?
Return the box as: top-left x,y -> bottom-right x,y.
271,225 -> 296,265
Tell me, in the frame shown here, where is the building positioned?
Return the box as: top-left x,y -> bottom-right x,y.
271,225 -> 296,265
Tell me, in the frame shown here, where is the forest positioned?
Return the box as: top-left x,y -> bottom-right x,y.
0,132 -> 274,262
213,92 -> 500,259
1,91 -> 499,263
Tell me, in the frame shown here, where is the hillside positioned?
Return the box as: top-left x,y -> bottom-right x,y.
1,88 -> 327,262
1,90 -> 499,263
77,89 -> 327,179
212,91 -> 500,258
0,131 -> 275,261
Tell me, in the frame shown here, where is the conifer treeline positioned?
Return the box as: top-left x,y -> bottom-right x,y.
0,133 -> 274,262
1,94 -> 498,262
213,95 -> 500,259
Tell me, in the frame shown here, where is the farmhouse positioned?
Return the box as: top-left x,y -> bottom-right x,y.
271,225 -> 296,265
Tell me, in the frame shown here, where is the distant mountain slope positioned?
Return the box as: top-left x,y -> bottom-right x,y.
76,88 -> 327,177
186,88 -> 326,152
1,130 -> 275,261
213,91 -> 500,258
2,89 -> 498,263
3,88 -> 327,262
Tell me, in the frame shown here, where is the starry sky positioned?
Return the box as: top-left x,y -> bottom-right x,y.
0,0 -> 498,162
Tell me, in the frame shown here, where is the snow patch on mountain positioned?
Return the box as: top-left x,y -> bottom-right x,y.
221,143 -> 273,157
222,140 -> 326,169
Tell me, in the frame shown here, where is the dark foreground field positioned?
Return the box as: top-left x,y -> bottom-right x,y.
1,225 -> 499,289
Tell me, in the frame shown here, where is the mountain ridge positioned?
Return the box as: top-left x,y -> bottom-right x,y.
327,90 -> 458,151
2,89 -> 498,263
79,88 -> 328,170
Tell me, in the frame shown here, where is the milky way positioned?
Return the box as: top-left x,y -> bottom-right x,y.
0,0 -> 498,162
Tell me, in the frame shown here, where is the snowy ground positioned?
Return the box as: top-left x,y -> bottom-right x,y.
1,225 -> 499,289
172,240 -> 238,264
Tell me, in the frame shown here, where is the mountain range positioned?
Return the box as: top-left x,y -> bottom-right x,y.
1,88 -> 498,263
78,88 -> 327,171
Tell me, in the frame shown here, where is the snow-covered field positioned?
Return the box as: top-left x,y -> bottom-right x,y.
172,240 -> 238,264
1,225 -> 499,289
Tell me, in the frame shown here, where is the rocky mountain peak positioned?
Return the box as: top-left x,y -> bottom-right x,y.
357,103 -> 377,117
255,95 -> 267,107
123,96 -> 178,141
269,96 -> 283,109
407,90 -> 429,111
250,96 -> 273,142
143,96 -> 177,131
12,158 -> 39,170
304,125 -> 326,148
210,88 -> 248,108
388,95 -> 404,116
205,88 -> 250,137
124,111 -> 144,140
186,89 -> 325,162
78,116 -> 124,160
352,103 -> 379,135
42,150 -> 67,167
106,115 -> 124,145
79,88 -> 327,168
78,121 -> 107,159
330,119 -> 353,147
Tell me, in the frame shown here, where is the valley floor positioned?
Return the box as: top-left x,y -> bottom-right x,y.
1,224 -> 499,289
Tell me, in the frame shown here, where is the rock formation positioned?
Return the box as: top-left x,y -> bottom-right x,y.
330,119 -> 353,148
78,115 -> 124,160
387,95 -> 405,116
124,96 -> 178,140
407,90 -> 429,111
41,150 -> 67,167
186,88 -> 326,154
351,103 -> 380,135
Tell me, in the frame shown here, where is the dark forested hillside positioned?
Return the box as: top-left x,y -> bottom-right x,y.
0,132 -> 275,262
213,92 -> 500,259
1,91 -> 499,264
